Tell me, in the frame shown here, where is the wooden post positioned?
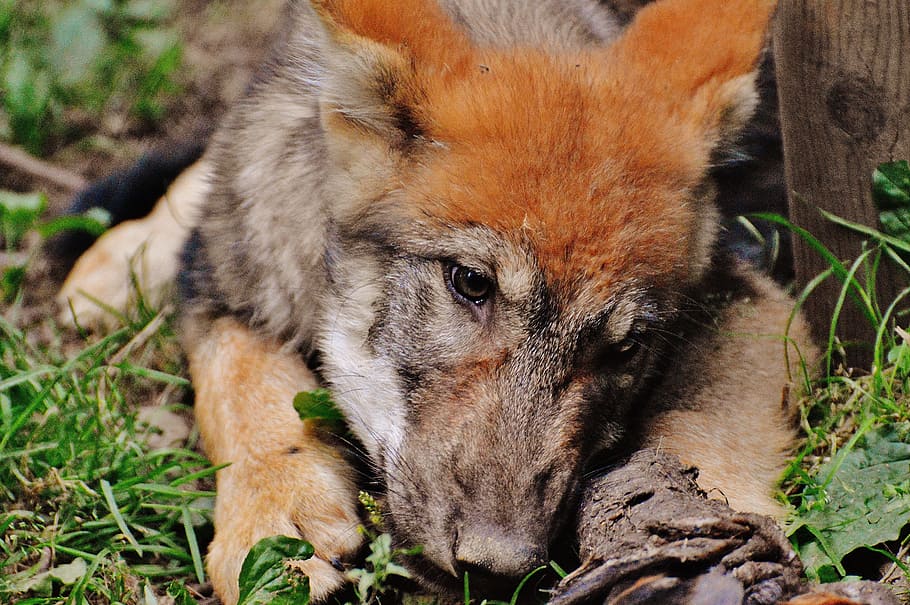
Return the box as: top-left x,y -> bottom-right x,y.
774,1 -> 910,365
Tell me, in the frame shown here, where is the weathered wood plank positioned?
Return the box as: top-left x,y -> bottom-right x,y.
774,1 -> 910,362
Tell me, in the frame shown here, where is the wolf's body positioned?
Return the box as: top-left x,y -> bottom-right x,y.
58,0 -> 815,602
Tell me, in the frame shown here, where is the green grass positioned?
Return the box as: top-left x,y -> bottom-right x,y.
775,160 -> 910,594
0,295 -> 216,603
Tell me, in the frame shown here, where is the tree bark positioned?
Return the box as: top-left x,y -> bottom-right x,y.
774,1 -> 910,365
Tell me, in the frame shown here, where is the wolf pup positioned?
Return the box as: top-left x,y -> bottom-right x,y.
58,0 -> 815,602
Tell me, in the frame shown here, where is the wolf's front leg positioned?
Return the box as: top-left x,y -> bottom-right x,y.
185,316 -> 363,604
642,267 -> 818,518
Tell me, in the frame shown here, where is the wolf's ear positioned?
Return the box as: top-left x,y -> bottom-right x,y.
308,0 -> 471,147
607,0 -> 777,156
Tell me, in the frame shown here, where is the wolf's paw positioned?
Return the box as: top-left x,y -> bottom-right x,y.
56,160 -> 209,329
207,450 -> 364,605
56,216 -> 181,329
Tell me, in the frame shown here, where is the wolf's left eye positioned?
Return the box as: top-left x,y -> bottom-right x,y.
449,264 -> 493,304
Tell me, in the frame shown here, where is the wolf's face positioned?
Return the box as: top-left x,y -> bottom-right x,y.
310,0 -> 776,589
322,218 -> 678,590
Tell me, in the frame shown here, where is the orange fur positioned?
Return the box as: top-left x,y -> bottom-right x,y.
325,0 -> 779,296
406,50 -> 701,293
314,0 -> 474,69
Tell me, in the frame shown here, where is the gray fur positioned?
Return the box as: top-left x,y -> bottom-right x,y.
184,0 -> 799,594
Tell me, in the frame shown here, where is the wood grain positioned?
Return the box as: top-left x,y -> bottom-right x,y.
774,1 -> 910,363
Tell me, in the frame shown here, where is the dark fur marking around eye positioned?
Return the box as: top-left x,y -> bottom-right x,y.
526,282 -> 560,335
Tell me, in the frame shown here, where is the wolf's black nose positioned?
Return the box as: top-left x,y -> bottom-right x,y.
454,525 -> 547,580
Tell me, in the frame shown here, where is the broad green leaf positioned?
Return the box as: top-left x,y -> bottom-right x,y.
791,424 -> 910,580
873,160 -> 910,210
873,160 -> 910,245
237,535 -> 313,605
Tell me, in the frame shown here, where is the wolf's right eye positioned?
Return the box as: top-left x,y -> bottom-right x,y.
448,264 -> 493,305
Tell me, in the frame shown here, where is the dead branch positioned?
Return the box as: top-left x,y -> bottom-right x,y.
0,142 -> 88,193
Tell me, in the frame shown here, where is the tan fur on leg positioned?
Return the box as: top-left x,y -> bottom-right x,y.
186,317 -> 363,605
57,160 -> 210,329
644,270 -> 817,518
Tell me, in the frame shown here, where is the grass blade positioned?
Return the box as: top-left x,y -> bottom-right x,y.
99,478 -> 143,556
181,507 -> 205,584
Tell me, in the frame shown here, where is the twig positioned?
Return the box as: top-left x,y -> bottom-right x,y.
0,142 -> 88,193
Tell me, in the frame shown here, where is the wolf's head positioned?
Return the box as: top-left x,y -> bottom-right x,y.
309,0 -> 777,592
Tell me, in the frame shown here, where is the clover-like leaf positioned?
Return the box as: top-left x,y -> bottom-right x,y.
237,536 -> 314,605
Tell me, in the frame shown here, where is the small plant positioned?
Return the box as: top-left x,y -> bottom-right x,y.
0,188 -> 108,301
346,530 -> 419,604
0,0 -> 182,155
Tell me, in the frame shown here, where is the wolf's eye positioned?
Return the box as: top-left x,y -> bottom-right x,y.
449,265 -> 493,304
609,337 -> 640,362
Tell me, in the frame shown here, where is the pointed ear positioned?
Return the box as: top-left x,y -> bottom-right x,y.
309,0 -> 472,145
607,0 -> 777,151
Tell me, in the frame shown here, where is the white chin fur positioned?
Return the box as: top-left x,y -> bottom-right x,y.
317,287 -> 407,465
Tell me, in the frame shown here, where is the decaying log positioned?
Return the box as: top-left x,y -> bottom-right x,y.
551,449 -> 900,605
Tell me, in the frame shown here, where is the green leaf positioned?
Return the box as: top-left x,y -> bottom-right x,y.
9,557 -> 88,595
294,389 -> 346,427
49,4 -> 106,87
887,343 -> 910,377
3,53 -> 52,124
237,536 -> 313,605
873,160 -> 910,245
2,265 -> 26,302
873,161 -> 910,210
37,208 -> 110,239
0,190 -> 47,247
792,423 -> 910,580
